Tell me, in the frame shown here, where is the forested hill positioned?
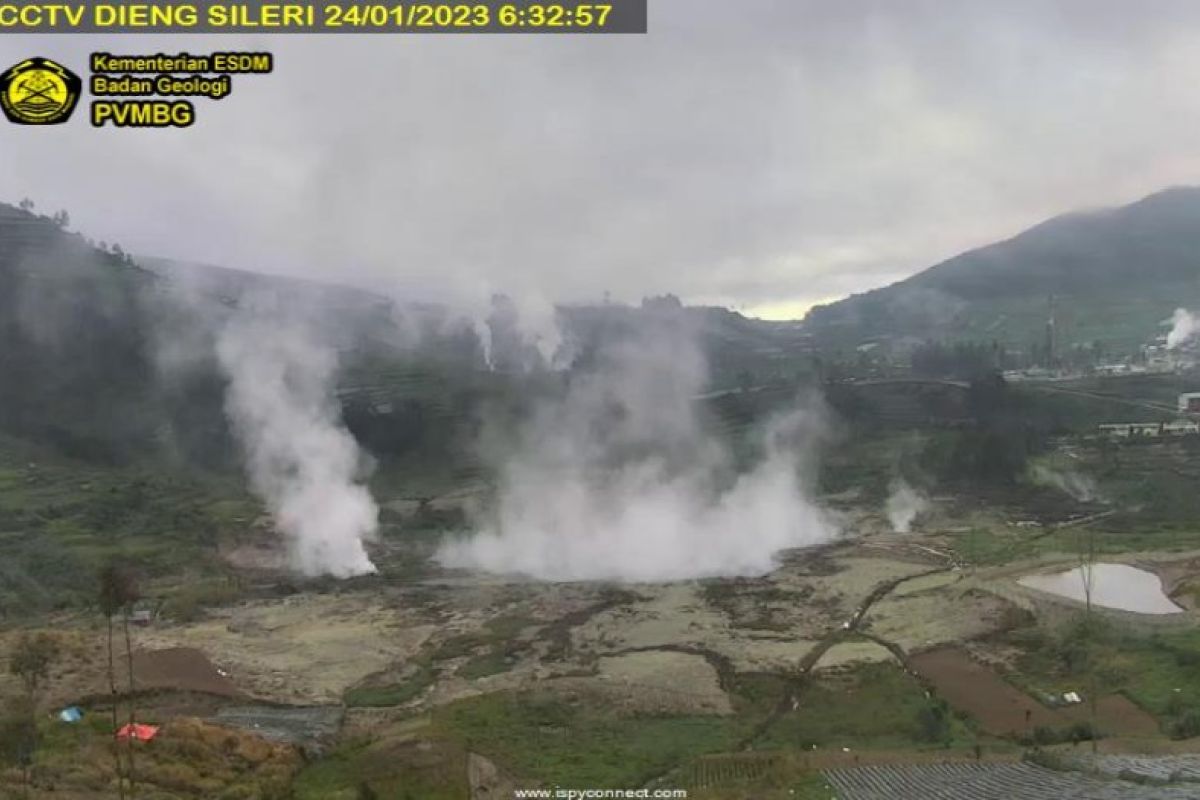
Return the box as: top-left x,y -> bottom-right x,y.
806,187 -> 1200,352
0,203 -> 160,462
0,202 -> 817,469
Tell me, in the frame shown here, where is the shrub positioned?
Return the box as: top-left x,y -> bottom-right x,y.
1032,726 -> 1057,746
1171,711 -> 1200,740
1067,722 -> 1096,744
915,702 -> 951,745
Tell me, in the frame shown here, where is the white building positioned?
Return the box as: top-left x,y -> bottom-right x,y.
1098,420 -> 1200,438
1098,423 -> 1163,438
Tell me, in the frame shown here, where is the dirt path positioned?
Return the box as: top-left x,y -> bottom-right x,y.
637,561 -> 957,790
738,564 -> 956,750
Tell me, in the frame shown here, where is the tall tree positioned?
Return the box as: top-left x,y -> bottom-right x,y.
8,632 -> 60,794
0,696 -> 36,799
99,564 -> 136,799
1075,524 -> 1099,755
120,570 -> 142,797
9,632 -> 58,700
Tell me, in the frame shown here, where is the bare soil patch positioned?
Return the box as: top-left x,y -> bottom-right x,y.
1061,694 -> 1161,738
130,646 -> 242,697
135,593 -> 434,704
912,647 -> 1163,739
910,647 -> 1061,735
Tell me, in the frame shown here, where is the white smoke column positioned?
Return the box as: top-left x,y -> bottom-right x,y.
217,305 -> 378,578
1166,308 -> 1199,350
473,292 -> 565,371
438,320 -> 836,582
885,480 -> 927,533
1029,464 -> 1104,503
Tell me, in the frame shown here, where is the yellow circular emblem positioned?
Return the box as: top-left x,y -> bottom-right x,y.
1,58 -> 81,125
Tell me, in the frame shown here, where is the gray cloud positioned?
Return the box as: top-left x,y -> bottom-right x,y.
4,0 -> 1200,316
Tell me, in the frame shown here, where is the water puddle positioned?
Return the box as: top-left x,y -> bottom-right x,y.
1018,563 -> 1183,615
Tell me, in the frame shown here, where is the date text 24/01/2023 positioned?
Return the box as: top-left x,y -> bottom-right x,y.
0,3 -> 621,31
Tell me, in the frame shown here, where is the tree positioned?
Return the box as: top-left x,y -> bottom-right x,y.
120,570 -> 142,797
7,632 -> 60,794
17,197 -> 33,212
9,632 -> 59,699
51,209 -> 69,229
0,696 -> 36,798
915,701 -> 951,746
99,564 -> 138,799
1074,523 -> 1099,754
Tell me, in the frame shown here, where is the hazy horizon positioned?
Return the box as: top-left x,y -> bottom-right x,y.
4,0 -> 1200,319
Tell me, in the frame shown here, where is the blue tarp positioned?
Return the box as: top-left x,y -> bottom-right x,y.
58,707 -> 83,723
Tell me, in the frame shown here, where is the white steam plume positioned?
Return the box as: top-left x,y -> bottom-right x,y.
885,480 -> 927,533
1029,464 -> 1104,503
216,304 -> 379,578
438,320 -> 836,582
474,293 -> 565,371
1166,308 -> 1199,350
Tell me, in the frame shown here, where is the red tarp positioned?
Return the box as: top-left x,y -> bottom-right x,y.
115,723 -> 159,742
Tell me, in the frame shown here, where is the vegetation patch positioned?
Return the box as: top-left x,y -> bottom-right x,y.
759,662 -> 975,752
433,689 -> 745,789
292,735 -> 468,800
0,433 -> 250,620
457,650 -> 513,680
1,714 -> 300,799
677,752 -> 841,799
1010,620 -> 1200,738
345,665 -> 436,708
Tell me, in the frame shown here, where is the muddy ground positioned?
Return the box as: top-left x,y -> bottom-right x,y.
10,532 -> 1200,718
8,518 -> 1200,800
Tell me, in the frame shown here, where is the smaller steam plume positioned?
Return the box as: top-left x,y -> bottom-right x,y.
477,293 -> 564,372
1029,464 -> 1104,504
216,303 -> 379,578
885,480 -> 927,533
1166,308 -> 1199,350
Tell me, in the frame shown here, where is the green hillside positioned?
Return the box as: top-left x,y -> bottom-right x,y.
807,187 -> 1200,355
0,204 -> 161,462
0,202 -> 819,476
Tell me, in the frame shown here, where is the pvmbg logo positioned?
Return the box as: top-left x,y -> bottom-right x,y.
0,57 -> 82,125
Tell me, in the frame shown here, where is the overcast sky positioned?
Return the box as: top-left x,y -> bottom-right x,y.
4,0 -> 1200,318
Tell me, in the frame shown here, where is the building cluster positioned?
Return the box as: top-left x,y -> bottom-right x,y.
1097,393 -> 1200,439
1098,421 -> 1200,439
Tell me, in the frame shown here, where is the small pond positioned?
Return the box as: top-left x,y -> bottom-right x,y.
1018,563 -> 1183,615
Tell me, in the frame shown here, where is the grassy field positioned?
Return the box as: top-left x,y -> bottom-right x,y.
0,432 -> 258,619
758,662 -> 976,753
345,665 -> 437,709
948,516 -> 1200,568
1009,620 -> 1200,738
299,686 -> 751,797
293,735 -> 468,800
432,690 -> 744,790
314,662 -> 988,796
423,660 -> 997,794
1,712 -> 300,799
675,753 -> 842,799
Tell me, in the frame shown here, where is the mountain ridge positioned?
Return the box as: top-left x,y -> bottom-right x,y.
806,186 -> 1200,351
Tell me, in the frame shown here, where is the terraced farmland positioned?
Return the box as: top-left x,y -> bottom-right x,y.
679,752 -> 779,788
1055,754 -> 1200,783
824,761 -> 1200,799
